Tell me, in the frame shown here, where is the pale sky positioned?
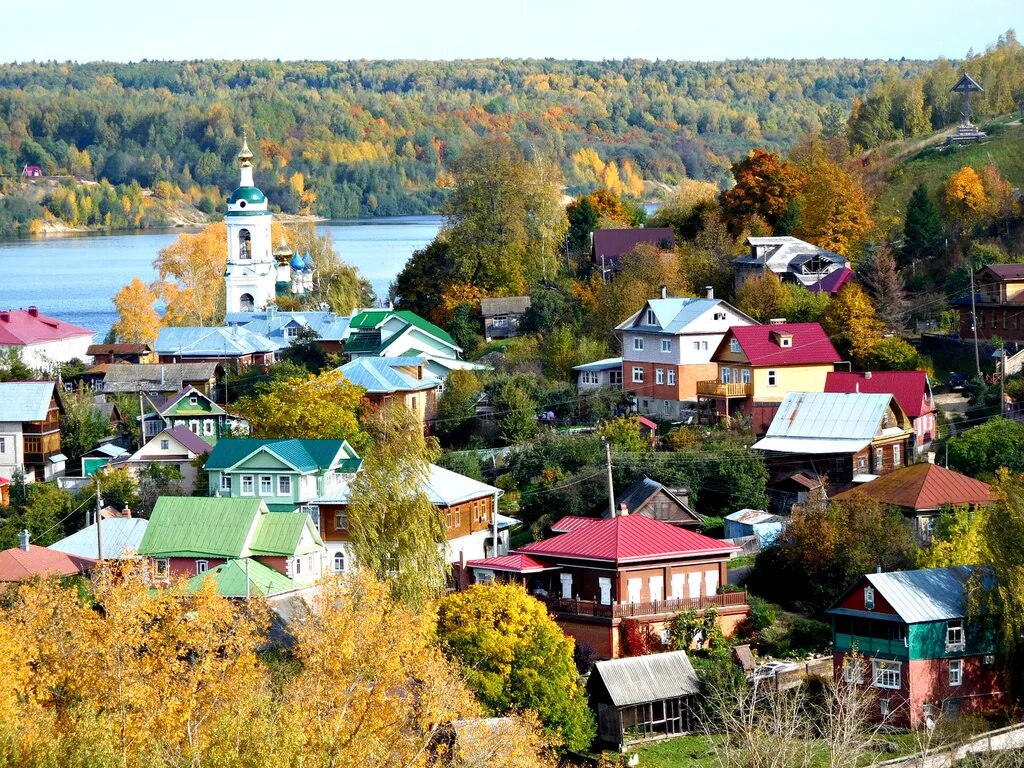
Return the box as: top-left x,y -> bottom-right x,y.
4,0 -> 1021,62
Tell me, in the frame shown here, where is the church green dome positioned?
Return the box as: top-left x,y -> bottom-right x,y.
228,186 -> 267,205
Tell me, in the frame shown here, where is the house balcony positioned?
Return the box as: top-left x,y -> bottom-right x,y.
834,632 -> 909,658
696,381 -> 752,398
544,590 -> 748,620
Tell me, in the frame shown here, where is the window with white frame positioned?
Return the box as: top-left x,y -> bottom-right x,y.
645,309 -> 656,325
946,620 -> 964,651
633,337 -> 644,351
949,659 -> 963,686
767,370 -> 777,386
702,340 -> 708,350
294,557 -> 301,575
493,316 -> 508,328
241,475 -> 254,495
278,476 -> 291,495
872,659 -> 901,689
335,511 -> 348,531
285,325 -> 299,338
864,586 -> 875,610
155,558 -> 169,578
661,339 -> 672,352
780,337 -> 792,348
204,420 -> 214,435
632,367 -> 644,383
196,560 -> 208,574
693,341 -> 700,351
656,369 -> 664,385
610,370 -> 622,385
730,338 -> 741,353
741,368 -> 751,384
160,439 -> 169,450
333,551 -> 346,572
668,370 -> 676,385
259,475 -> 273,495
220,474 -> 231,493
843,658 -> 864,684
189,396 -> 198,405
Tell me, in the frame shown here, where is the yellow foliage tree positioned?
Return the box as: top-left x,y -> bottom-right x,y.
942,166 -> 989,239
112,277 -> 162,345
793,156 -> 872,257
821,283 -> 883,368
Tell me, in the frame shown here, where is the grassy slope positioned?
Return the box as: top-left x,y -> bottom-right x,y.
867,113 -> 1024,228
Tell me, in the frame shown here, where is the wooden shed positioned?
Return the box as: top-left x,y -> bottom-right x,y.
586,650 -> 701,748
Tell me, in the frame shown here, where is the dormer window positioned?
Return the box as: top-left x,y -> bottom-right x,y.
729,339 -> 741,354
780,337 -> 792,347
645,309 -> 656,326
771,331 -> 793,348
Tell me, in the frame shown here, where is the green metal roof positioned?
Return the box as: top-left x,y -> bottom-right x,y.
227,186 -> 267,205
204,438 -> 358,473
186,558 -> 298,598
139,497 -> 266,558
349,310 -> 456,347
250,512 -> 322,555
344,332 -> 383,355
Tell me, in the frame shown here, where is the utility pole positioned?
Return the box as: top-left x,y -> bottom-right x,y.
999,348 -> 1006,417
137,389 -> 145,447
604,438 -> 616,518
970,267 -> 981,377
94,476 -> 104,562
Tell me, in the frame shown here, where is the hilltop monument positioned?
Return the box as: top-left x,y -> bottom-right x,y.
947,73 -> 987,145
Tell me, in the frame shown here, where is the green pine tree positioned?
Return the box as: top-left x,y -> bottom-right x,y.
902,184 -> 943,266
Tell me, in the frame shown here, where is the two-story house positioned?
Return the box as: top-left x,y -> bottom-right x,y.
617,290 -> 758,420
828,566 -> 1005,728
753,392 -> 914,506
467,512 -> 747,659
825,371 -> 936,454
337,356 -> 443,432
141,386 -> 240,445
204,438 -> 362,513
732,236 -> 847,291
957,264 -> 1024,342
701,322 -> 841,435
0,381 -> 65,482
312,462 -> 505,574
111,426 -> 213,495
139,496 -> 326,586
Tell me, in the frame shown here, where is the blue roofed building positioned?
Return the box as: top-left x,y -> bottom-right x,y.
155,325 -> 279,368
337,356 -> 443,432
573,357 -> 624,392
615,289 -> 757,420
225,306 -> 353,355
50,517 -> 149,560
204,438 -> 362,513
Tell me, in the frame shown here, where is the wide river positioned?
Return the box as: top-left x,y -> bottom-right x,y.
0,216 -> 442,342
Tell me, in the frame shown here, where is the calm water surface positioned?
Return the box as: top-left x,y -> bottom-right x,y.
0,216 -> 442,342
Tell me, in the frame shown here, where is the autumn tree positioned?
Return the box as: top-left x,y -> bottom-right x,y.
720,149 -> 805,233
736,273 -> 788,322
347,401 -> 447,607
436,583 -> 596,752
918,505 -> 987,568
436,369 -> 484,444
444,136 -> 568,296
973,471 -> 1024,654
866,337 -> 920,371
821,283 -> 883,367
942,166 -> 989,240
233,369 -> 370,453
980,162 -> 1021,237
285,222 -> 374,313
598,416 -> 651,453
112,277 -> 162,345
858,243 -> 905,331
902,184 -> 943,265
154,222 -> 229,326
792,154 -> 872,257
59,387 -> 111,463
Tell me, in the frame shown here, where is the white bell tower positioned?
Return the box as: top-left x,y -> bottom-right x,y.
224,134 -> 276,314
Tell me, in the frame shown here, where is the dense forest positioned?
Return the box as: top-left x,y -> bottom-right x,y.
0,57 -> 932,233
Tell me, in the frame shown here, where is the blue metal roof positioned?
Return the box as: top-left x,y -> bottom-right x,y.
154,326 -> 279,356
572,357 -> 623,372
0,381 -> 55,422
225,310 -> 352,343
828,566 -> 988,624
336,356 -> 442,394
615,298 -> 748,335
50,518 -> 149,560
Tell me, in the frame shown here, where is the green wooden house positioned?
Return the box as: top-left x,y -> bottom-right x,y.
828,566 -> 1005,729
204,438 -> 361,513
142,386 -> 241,446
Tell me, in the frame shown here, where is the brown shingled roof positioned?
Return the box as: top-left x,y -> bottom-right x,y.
833,463 -> 993,512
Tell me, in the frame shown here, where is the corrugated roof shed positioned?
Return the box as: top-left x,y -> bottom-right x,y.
481,297 -> 532,316
763,392 -> 896,440
590,650 -> 701,707
50,518 -> 149,560
0,381 -> 56,422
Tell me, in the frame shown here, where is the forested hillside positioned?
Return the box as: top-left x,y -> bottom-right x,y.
0,57 -> 929,233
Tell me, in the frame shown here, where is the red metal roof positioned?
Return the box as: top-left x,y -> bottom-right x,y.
465,553 -> 553,573
592,228 -> 675,262
0,307 -> 94,346
550,516 -> 603,534
834,463 -> 993,512
0,546 -> 95,583
825,371 -> 931,419
519,514 -> 738,564
809,267 -> 856,295
724,323 -> 840,366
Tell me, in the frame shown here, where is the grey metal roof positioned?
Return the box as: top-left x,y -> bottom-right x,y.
480,297 -> 531,317
100,363 -> 220,392
0,381 -> 55,422
572,357 -> 623,372
591,650 -> 701,707
616,298 -> 732,334
336,356 -> 442,394
864,566 -> 978,623
154,326 -> 279,356
50,518 -> 149,560
314,462 -> 500,506
614,476 -> 692,517
764,392 -> 895,440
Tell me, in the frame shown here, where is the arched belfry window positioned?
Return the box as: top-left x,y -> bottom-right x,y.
240,293 -> 255,312
239,229 -> 252,260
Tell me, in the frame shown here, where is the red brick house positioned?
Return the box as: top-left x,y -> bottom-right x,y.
825,370 -> 936,455
467,513 -> 748,659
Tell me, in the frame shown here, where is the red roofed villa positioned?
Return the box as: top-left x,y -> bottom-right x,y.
825,370 -> 936,454
467,512 -> 748,659
0,307 -> 94,368
700,322 -> 841,434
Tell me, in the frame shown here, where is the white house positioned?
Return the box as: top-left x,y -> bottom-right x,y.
0,307 -> 94,369
0,381 -> 65,482
110,426 -> 211,495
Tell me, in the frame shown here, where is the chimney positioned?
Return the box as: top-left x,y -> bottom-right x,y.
28,306 -> 38,317
706,286 -> 714,299
855,382 -> 860,394
18,529 -> 30,552
619,502 -> 629,517
0,311 -> 8,322
864,371 -> 873,380
659,285 -> 667,300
